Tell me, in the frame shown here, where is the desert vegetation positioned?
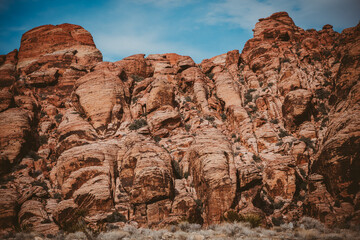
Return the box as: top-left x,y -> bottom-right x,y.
2,217 -> 360,239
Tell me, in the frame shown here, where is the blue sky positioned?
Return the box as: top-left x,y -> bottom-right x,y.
0,0 -> 359,63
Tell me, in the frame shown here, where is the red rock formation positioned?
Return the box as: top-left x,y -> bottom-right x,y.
0,12 -> 359,236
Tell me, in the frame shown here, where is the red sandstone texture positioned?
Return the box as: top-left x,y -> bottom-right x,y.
0,12 -> 359,235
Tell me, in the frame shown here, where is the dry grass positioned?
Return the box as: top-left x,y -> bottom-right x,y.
2,217 -> 360,239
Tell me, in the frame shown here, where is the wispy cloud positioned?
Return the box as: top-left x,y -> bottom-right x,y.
95,31 -> 210,62
203,0 -> 360,31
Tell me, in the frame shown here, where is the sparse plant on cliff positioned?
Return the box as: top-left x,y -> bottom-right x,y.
105,211 -> 127,223
154,136 -> 161,142
270,118 -> 279,124
300,136 -> 315,150
131,74 -> 144,82
185,96 -> 192,102
54,113 -> 63,123
39,135 -> 48,145
279,128 -> 290,138
204,115 -> 215,122
206,72 -> 214,80
252,154 -> 261,163
129,118 -> 147,130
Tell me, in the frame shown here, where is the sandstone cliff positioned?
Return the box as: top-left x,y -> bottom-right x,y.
0,12 -> 359,235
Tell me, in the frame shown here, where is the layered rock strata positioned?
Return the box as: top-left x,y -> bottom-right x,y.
0,12 -> 359,235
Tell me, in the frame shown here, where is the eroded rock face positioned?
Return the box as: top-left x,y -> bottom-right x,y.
17,23 -> 102,90
0,12 -> 359,236
183,128 -> 237,224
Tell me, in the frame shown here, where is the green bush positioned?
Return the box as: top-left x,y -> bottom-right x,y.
185,96 -> 192,102
221,113 -> 227,121
185,124 -> 191,132
129,119 -> 147,130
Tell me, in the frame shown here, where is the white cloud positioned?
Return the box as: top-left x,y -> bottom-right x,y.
203,0 -> 360,31
94,31 -> 210,63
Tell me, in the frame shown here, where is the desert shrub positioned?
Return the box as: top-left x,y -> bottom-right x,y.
300,137 -> 315,150
241,214 -> 262,228
185,96 -> 192,102
268,82 -> 274,87
272,216 -> 284,226
300,217 -> 325,232
221,113 -> 227,121
187,199 -> 204,224
97,231 -> 129,240
274,200 -> 285,209
279,129 -> 290,138
62,209 -> 89,233
64,231 -> 87,240
315,88 -> 330,100
252,154 -> 261,163
244,90 -> 254,104
183,171 -> 189,179
224,210 -> 242,223
54,113 -> 63,123
275,141 -> 283,146
30,170 -> 42,178
204,115 -> 215,122
106,211 -> 127,223
324,70 -> 332,78
131,74 -> 144,82
234,137 -> 240,143
206,72 -> 214,80
40,111 -> 46,118
39,135 -> 48,145
129,119 -> 147,130
270,118 -> 279,124
154,136 -> 161,143
231,133 -> 236,138
321,49 -> 332,58
185,124 -> 191,132
54,192 -> 62,200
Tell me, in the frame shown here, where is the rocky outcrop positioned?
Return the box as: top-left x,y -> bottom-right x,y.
0,12 -> 359,236
17,24 -> 102,92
